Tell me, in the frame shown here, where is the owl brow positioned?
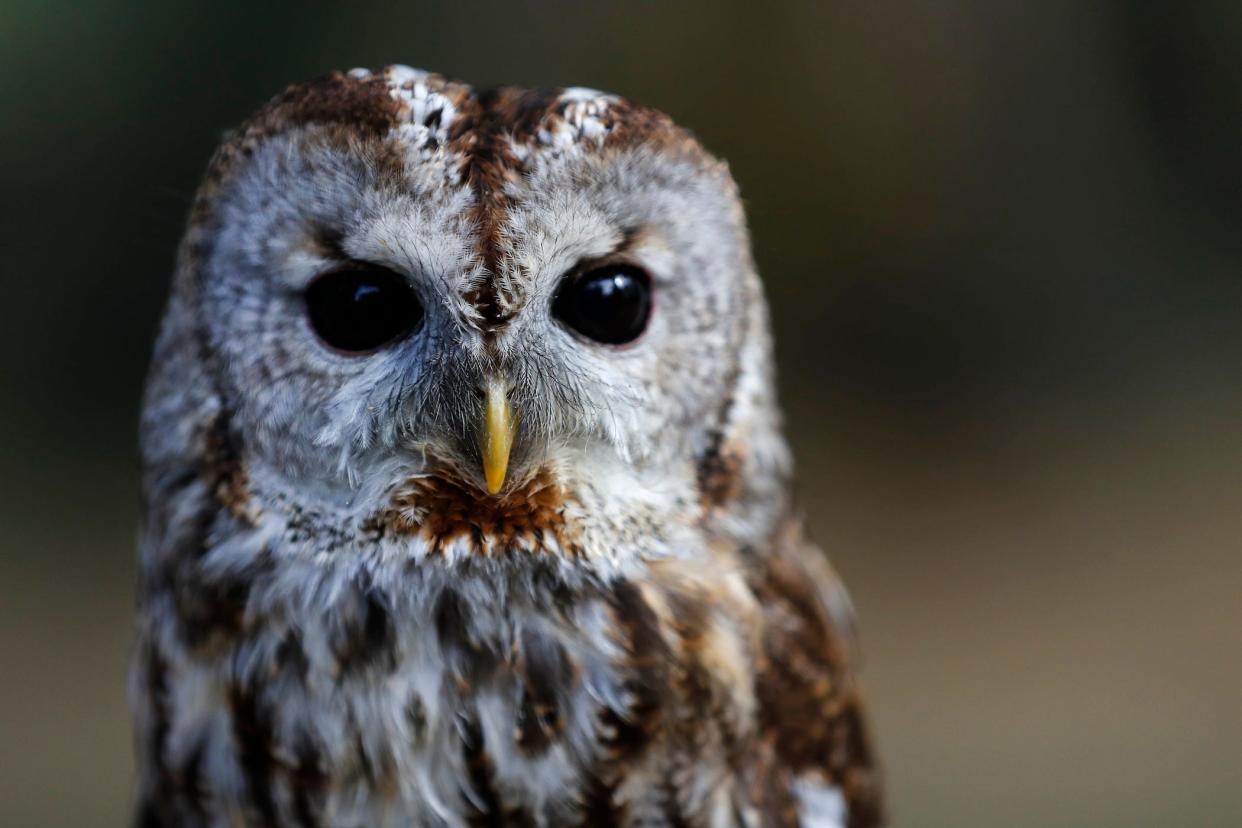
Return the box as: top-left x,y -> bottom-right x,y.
554,225 -> 648,286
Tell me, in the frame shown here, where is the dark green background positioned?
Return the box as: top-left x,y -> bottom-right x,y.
3,2 -> 1241,825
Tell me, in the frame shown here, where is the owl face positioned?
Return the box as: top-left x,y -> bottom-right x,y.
169,67 -> 771,560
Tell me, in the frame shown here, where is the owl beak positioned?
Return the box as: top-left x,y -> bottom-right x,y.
479,376 -> 515,495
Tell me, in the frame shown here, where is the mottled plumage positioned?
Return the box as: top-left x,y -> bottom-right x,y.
131,66 -> 883,827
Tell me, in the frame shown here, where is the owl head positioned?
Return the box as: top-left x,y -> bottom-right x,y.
144,66 -> 791,567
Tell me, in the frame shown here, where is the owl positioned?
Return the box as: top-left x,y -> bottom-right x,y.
130,66 -> 883,827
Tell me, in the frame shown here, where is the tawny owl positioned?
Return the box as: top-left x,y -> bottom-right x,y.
131,65 -> 883,827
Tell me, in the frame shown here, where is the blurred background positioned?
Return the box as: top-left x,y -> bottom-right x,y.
3,1 -> 1241,825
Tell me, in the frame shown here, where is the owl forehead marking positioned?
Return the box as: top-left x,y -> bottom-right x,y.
351,65 -> 472,158
353,66 -> 625,160
443,84 -> 566,328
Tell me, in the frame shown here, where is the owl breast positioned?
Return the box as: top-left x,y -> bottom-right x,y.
133,485 -> 828,826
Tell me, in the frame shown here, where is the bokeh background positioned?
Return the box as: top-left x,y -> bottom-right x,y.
3,2 -> 1241,825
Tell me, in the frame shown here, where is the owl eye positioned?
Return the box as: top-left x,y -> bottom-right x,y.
305,265 -> 423,354
553,264 -> 653,345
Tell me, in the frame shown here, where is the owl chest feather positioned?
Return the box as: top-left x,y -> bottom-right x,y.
132,451 -> 884,826
133,505 -> 801,827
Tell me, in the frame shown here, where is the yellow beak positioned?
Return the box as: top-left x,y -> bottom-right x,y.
480,376 -> 515,494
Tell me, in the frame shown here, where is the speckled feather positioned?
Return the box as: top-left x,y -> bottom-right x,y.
131,66 -> 883,827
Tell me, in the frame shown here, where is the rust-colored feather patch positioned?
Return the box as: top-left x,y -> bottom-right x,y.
384,468 -> 577,555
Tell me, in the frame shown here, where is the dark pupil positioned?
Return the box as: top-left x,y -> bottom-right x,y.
306,267 -> 423,353
554,266 -> 652,345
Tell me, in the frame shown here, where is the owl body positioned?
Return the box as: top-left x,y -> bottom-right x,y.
132,67 -> 882,827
